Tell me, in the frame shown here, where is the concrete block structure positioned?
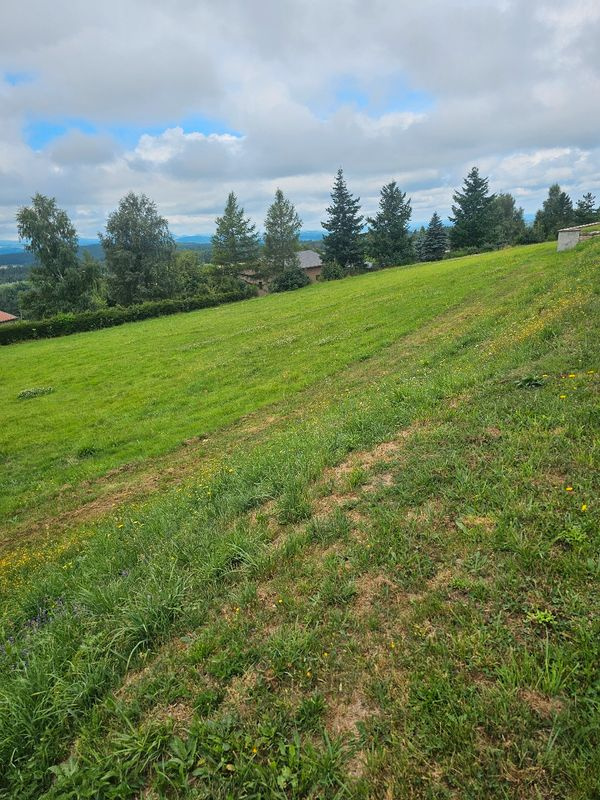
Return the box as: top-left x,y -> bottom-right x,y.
557,222 -> 600,251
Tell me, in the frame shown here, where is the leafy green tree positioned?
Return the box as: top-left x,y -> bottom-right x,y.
490,193 -> 526,246
262,189 -> 302,280
17,193 -> 102,319
449,167 -> 496,249
574,192 -> 599,225
533,184 -> 574,240
367,181 -> 413,267
101,192 -> 176,306
420,212 -> 448,261
172,250 -> 207,297
322,169 -> 364,271
212,192 -> 260,271
0,281 -> 29,316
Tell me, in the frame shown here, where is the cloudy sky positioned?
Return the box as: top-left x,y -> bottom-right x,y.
1,0 -> 599,239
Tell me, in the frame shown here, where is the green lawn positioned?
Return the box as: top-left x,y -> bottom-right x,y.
0,240 -> 598,798
0,242 -> 559,532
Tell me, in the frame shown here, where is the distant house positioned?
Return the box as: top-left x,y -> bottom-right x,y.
0,310 -> 17,324
557,222 -> 600,252
239,269 -> 268,296
240,249 -> 324,294
297,250 -> 323,282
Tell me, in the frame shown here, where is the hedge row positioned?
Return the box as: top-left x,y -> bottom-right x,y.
0,287 -> 257,345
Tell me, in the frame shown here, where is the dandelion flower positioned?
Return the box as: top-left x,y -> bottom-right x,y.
566,486 -> 574,492
582,504 -> 587,511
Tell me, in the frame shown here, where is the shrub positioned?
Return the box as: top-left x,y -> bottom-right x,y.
320,262 -> 346,281
270,267 -> 310,293
0,287 -> 256,346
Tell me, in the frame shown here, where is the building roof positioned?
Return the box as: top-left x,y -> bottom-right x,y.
298,250 -> 323,270
558,221 -> 600,233
0,310 -> 17,323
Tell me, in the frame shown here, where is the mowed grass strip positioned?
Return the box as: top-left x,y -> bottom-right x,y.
1,242 -> 561,533
0,240 -> 598,798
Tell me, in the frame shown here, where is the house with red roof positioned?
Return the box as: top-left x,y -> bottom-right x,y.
0,310 -> 18,324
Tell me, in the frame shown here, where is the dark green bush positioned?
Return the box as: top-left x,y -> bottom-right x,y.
270,266 -> 310,293
0,287 -> 256,346
320,262 -> 346,281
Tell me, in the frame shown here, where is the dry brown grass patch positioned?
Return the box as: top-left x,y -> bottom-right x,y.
519,689 -> 564,719
353,573 -> 396,617
144,701 -> 194,733
326,691 -> 374,738
461,514 -> 496,533
222,668 -> 261,715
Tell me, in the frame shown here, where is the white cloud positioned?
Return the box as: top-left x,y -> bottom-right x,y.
0,0 -> 599,237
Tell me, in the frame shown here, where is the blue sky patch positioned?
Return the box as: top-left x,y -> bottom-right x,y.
4,71 -> 35,86
24,113 -> 241,151
316,74 -> 433,119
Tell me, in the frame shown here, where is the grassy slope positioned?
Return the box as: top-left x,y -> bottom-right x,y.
0,243 -> 560,532
0,241 -> 599,798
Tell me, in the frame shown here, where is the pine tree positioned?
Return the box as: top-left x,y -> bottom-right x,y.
367,181 -> 413,267
412,226 -> 427,262
420,212 -> 448,261
212,192 -> 260,270
533,184 -> 574,240
449,167 -> 496,250
262,189 -> 302,279
322,169 -> 364,270
574,192 -> 599,225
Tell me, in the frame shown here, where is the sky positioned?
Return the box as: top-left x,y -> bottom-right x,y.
0,0 -> 599,240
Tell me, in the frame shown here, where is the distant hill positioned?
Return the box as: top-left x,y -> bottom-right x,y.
0,232 -> 324,266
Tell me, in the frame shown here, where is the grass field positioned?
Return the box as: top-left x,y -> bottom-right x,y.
0,243 -> 580,535
1,240 -> 599,798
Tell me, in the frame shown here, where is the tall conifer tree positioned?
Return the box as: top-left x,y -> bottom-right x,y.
322,169 -> 364,270
449,167 -> 495,249
262,189 -> 302,278
212,192 -> 260,270
574,192 -> 599,225
533,184 -> 574,240
367,181 -> 413,267
421,212 -> 448,261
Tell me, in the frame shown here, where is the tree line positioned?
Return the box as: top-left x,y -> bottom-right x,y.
7,167 -> 600,320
